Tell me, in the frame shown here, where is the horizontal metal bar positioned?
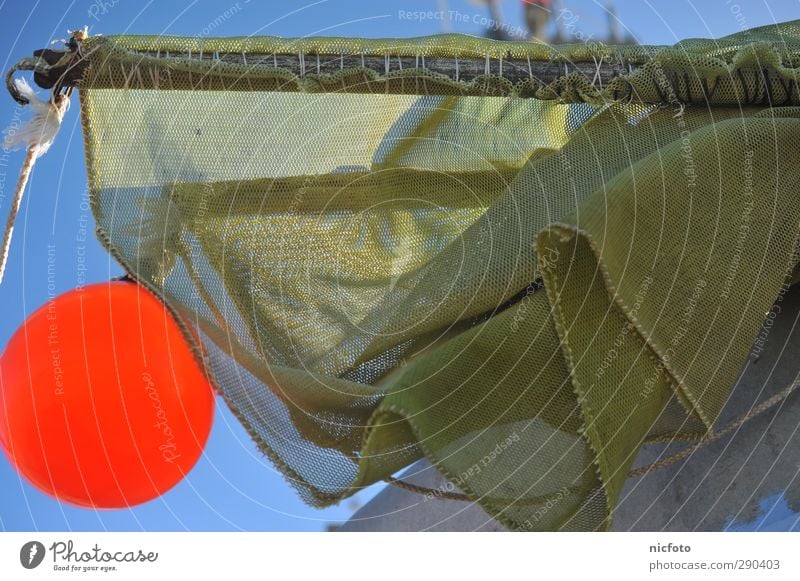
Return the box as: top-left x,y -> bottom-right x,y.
13,44 -> 635,100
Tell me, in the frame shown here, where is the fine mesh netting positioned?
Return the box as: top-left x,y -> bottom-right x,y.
76,21 -> 800,530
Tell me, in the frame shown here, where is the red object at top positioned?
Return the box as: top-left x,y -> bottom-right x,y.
0,281 -> 215,508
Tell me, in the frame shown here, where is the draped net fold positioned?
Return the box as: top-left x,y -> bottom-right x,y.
77,20 -> 800,530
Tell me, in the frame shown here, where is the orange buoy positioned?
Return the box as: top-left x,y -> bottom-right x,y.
0,281 -> 215,508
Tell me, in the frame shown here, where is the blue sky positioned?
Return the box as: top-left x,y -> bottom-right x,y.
1,0 -> 799,532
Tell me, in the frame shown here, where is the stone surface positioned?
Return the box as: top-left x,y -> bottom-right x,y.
340,459 -> 506,532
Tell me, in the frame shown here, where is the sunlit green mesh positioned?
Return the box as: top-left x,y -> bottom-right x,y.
78,21 -> 800,530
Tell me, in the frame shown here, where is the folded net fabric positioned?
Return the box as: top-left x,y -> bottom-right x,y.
76,21 -> 800,530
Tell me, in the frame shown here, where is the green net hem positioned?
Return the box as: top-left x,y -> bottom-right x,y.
77,21 -> 800,105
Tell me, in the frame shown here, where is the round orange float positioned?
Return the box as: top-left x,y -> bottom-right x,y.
0,281 -> 215,508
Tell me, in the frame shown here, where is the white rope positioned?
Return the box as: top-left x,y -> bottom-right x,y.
0,79 -> 69,285
0,149 -> 35,284
592,55 -> 605,89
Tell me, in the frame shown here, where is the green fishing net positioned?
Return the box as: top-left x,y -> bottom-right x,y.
75,20 -> 800,530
